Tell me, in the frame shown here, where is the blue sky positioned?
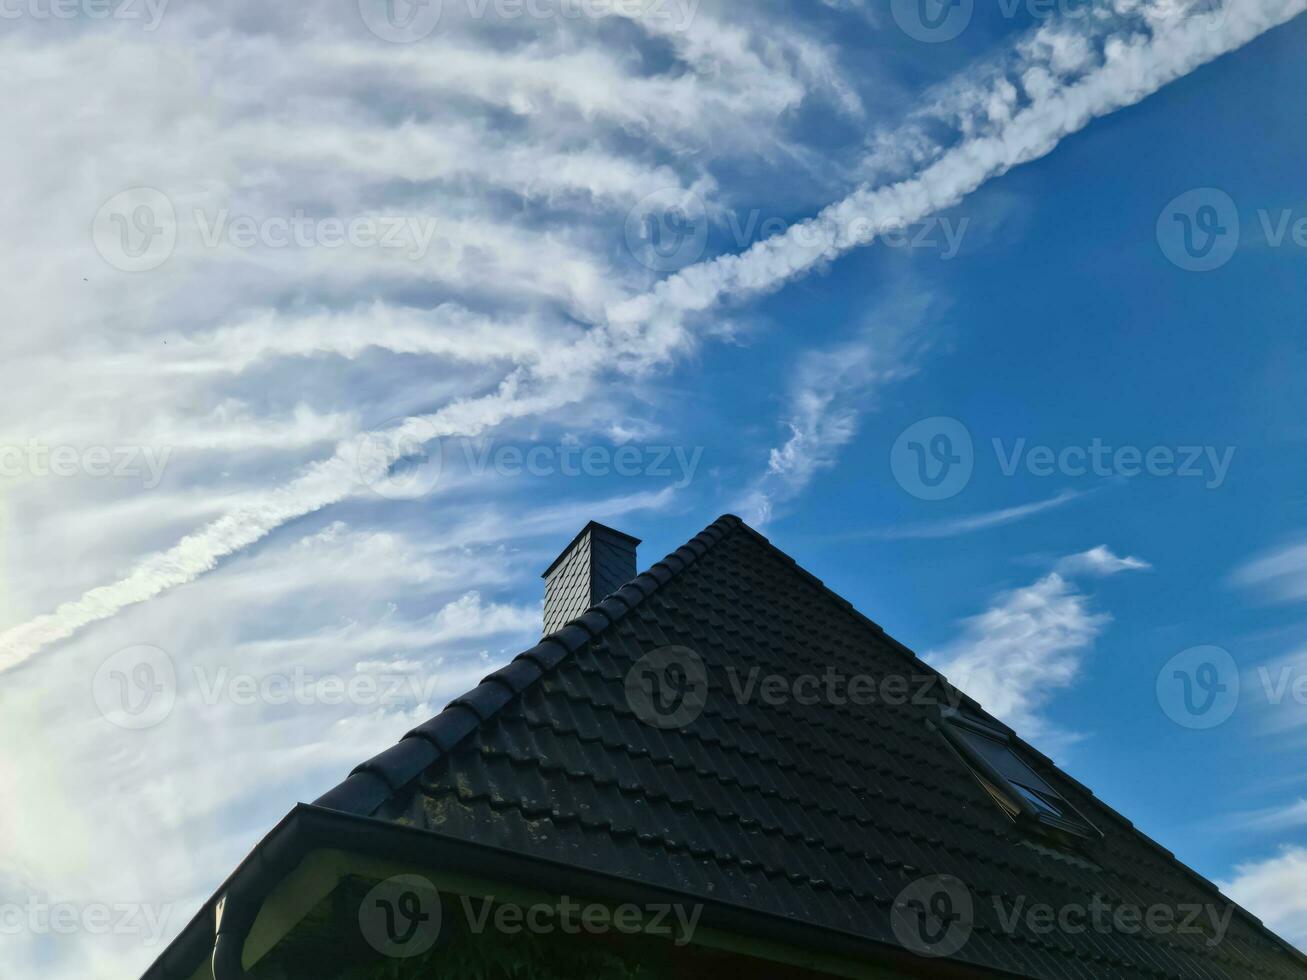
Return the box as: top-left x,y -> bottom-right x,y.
2,1 -> 1306,975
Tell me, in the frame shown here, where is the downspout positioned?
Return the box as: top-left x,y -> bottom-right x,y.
211,893 -> 254,980
202,811 -> 314,980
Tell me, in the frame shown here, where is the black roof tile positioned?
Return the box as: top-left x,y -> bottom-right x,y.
308,514 -> 1306,980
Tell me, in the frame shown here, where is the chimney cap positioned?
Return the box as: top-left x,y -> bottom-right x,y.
541,521 -> 642,579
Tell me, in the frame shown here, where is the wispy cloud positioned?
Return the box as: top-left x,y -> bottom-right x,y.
1231,538 -> 1307,604
5,1 -> 1303,674
927,547 -> 1149,747
1055,544 -> 1153,577
1228,799 -> 1307,832
0,488 -> 668,978
609,0 -> 1307,329
1219,847 -> 1307,952
869,489 -> 1090,540
4,4 -> 1304,977
737,289 -> 935,525
1244,645 -> 1307,738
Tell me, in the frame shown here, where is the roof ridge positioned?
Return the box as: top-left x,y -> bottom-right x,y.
313,514 -> 745,817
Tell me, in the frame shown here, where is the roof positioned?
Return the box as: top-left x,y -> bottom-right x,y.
164,515 -> 1307,979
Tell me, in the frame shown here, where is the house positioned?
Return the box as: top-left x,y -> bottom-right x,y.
144,515 -> 1307,979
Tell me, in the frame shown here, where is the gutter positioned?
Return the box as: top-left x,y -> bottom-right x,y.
143,804 -> 1018,980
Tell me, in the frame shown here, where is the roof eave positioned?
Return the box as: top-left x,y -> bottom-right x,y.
143,803 -> 1022,980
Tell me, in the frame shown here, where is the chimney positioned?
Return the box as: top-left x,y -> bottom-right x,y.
542,521 -> 641,635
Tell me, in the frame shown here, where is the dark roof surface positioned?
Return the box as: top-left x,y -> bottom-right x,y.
316,515 -> 1307,980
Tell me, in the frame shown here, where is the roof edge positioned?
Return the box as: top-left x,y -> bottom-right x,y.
313,514 -> 742,818
727,522 -> 1306,966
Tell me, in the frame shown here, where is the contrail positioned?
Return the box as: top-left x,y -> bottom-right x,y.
2,0 -> 1302,671
607,0 -> 1306,328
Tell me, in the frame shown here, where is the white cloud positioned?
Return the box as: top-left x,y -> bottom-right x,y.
877,489 -> 1090,540
0,485 -> 675,977
609,0 -> 1307,329
6,2 -> 1301,671
1219,847 -> 1307,952
928,547 -> 1148,745
0,4 -> 1302,977
1245,646 -> 1307,737
1055,544 -> 1153,577
1233,799 -> 1307,832
1231,538 -> 1307,603
738,289 -> 935,525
